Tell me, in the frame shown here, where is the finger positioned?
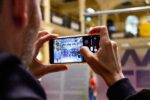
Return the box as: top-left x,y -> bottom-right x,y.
102,41 -> 110,51
104,41 -> 118,59
88,26 -> 109,39
37,33 -> 59,47
45,64 -> 68,72
37,31 -> 48,39
80,46 -> 96,66
80,46 -> 103,75
34,64 -> 68,78
109,41 -> 118,60
111,41 -> 121,63
105,41 -> 119,65
100,40 -> 112,53
33,57 -> 43,65
111,41 -> 117,54
88,26 -> 110,47
34,34 -> 59,57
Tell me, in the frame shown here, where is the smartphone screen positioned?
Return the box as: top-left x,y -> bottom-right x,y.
49,35 -> 100,64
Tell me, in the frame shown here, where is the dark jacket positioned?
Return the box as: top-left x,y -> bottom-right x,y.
0,53 -> 46,100
107,78 -> 150,100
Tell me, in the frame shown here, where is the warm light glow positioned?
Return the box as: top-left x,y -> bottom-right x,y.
147,42 -> 150,46
121,43 -> 130,48
86,8 -> 95,13
145,0 -> 150,4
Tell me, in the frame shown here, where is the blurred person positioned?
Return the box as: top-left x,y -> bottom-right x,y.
80,26 -> 150,100
89,73 -> 96,100
0,0 -> 67,99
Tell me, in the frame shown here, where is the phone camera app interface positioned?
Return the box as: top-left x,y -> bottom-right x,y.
53,37 -> 83,63
83,35 -> 100,53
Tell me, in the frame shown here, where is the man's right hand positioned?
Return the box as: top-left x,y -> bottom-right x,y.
29,32 -> 68,78
80,26 -> 125,86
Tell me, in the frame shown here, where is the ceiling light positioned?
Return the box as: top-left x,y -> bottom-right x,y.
145,0 -> 150,4
86,8 -> 95,13
86,17 -> 92,22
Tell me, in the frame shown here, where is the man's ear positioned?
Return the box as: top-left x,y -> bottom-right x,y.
12,0 -> 28,28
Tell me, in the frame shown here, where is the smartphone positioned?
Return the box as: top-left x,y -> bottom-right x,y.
49,34 -> 100,64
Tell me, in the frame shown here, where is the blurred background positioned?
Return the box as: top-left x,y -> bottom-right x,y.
38,0 -> 150,100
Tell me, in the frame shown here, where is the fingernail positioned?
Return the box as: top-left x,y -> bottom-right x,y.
63,66 -> 68,70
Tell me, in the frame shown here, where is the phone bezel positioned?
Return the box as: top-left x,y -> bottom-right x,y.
49,34 -> 100,64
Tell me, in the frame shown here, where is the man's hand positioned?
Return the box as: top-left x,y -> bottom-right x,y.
29,32 -> 68,78
80,26 -> 124,86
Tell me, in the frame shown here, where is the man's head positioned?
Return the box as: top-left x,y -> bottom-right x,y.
0,0 -> 41,65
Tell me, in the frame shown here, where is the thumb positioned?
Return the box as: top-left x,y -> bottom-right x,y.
34,64 -> 68,78
80,46 -> 95,65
